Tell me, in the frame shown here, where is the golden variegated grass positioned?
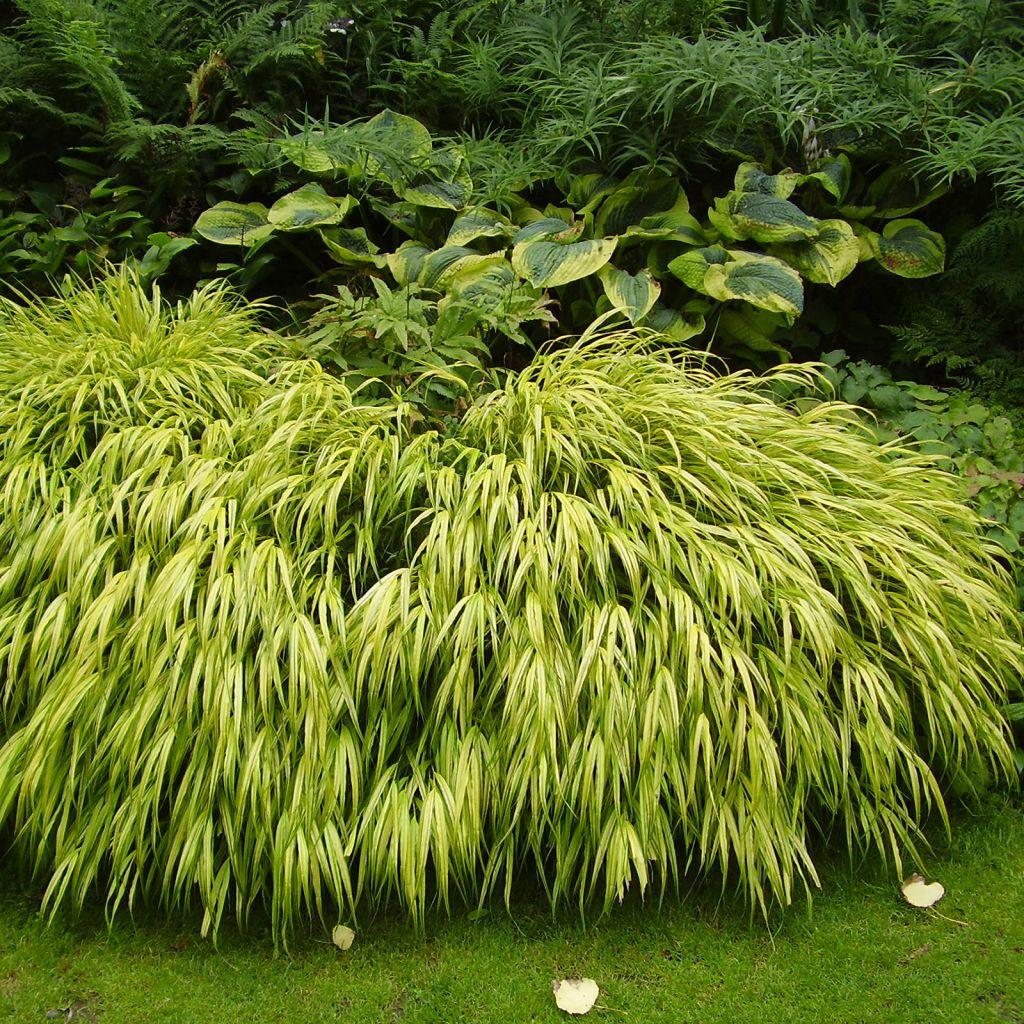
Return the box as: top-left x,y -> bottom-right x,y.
0,274 -> 1019,943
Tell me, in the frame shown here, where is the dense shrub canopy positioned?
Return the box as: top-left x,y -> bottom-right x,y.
0,275 -> 1019,941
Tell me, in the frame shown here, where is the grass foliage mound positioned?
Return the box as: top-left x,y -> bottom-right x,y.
0,275 -> 1019,941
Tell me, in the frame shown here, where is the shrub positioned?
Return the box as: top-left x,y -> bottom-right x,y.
0,274 -> 1019,943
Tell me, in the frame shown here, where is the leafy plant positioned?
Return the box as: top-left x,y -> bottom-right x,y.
0,272 -> 1019,944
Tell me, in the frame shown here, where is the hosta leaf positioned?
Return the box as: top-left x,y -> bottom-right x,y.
733,162 -> 803,199
566,172 -> 620,212
420,246 -> 503,289
804,155 -> 852,203
362,109 -> 433,168
387,241 -> 432,286
446,259 -> 519,308
639,300 -> 706,341
511,237 -> 617,287
446,207 -> 513,247
595,174 -> 687,237
666,246 -> 730,290
194,202 -> 273,246
703,253 -> 804,317
597,265 -> 661,325
719,307 -> 791,357
267,184 -> 354,230
709,192 -> 818,243
874,219 -> 946,278
512,218 -> 581,244
321,226 -> 385,267
770,219 -> 860,286
622,209 -> 706,247
277,133 -> 340,174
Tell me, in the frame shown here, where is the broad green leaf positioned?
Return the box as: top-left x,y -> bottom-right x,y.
708,192 -> 818,244
770,219 -> 860,286
875,219 -> 946,278
804,155 -> 852,203
387,241 -> 432,286
194,202 -> 273,246
666,246 -> 730,290
734,162 -> 803,199
867,166 -> 948,218
267,185 -> 354,230
420,246 -> 502,289
622,209 -> 706,247
639,300 -> 706,341
446,207 -> 513,247
361,109 -> 433,170
512,218 -> 581,244
277,134 -> 339,174
446,259 -> 518,307
597,265 -> 660,325
511,237 -> 617,288
566,172 -> 620,212
595,175 -> 687,237
718,307 -> 791,357
703,253 -> 804,317
321,226 -> 385,267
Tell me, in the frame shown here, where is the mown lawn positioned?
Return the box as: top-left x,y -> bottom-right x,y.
1,796 -> 1021,1023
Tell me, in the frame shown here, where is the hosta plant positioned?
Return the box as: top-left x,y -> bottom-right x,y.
0,273 -> 1018,945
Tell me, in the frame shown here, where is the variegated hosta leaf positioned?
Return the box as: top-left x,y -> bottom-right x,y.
446,207 -> 514,247
703,253 -> 804,318
400,169 -> 473,211
194,202 -> 273,246
512,217 -> 582,244
770,219 -> 860,286
277,132 -> 340,174
419,247 -> 503,290
666,245 -> 731,291
597,265 -> 661,325
565,171 -> 620,213
511,237 -> 617,288
445,260 -> 518,308
733,162 -> 804,199
321,227 -> 385,267
387,241 -> 432,286
361,108 -> 433,170
708,191 -> 819,244
267,184 -> 354,230
804,155 -> 852,203
639,300 -> 707,341
873,219 -> 946,278
594,173 -> 688,237
621,209 -> 706,247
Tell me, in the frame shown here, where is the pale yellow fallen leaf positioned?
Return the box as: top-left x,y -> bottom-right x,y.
552,978 -> 599,1015
332,924 -> 356,950
901,873 -> 945,908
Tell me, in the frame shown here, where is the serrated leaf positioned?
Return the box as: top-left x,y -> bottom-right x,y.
770,218 -> 860,286
332,924 -> 356,950
511,237 -> 617,288
194,202 -> 273,246
901,874 -> 945,908
597,265 -> 661,325
267,184 -> 354,230
552,978 -> 599,1015
875,219 -> 945,278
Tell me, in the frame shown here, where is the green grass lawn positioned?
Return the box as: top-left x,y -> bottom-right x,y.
1,796 -> 1021,1024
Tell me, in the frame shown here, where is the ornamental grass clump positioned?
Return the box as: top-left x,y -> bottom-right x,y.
0,273 -> 1019,942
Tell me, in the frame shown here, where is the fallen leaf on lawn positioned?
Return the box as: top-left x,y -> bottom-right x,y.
552,978 -> 599,1015
332,924 -> 356,950
901,873 -> 945,908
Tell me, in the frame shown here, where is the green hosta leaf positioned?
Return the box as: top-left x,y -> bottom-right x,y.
718,307 -> 791,358
622,209 -> 706,247
733,162 -> 803,199
867,166 -> 948,218
512,218 -> 581,244
420,247 -> 503,289
595,174 -> 687,237
511,237 -> 617,288
321,227 -> 385,267
639,300 -> 706,341
804,155 -> 852,203
446,207 -> 513,247
566,172 -> 620,212
708,192 -> 818,244
267,185 -> 355,230
597,265 -> 661,325
194,202 -> 273,246
703,253 -> 804,317
874,219 -> 946,278
770,219 -> 860,286
446,259 -> 517,306
387,241 -> 432,286
278,134 -> 340,174
666,246 -> 730,291
362,109 -> 433,172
